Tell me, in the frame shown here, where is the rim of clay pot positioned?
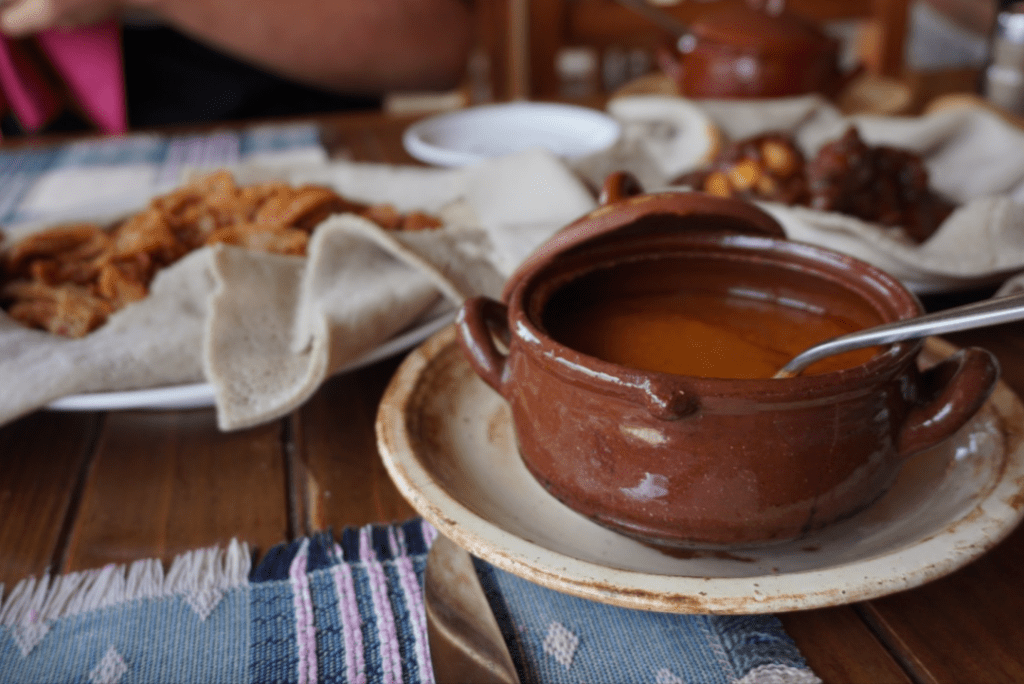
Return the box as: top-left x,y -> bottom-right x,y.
503,191 -> 790,301
508,231 -> 924,401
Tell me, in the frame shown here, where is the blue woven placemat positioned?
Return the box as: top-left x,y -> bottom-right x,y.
0,519 -> 820,683
0,122 -> 325,229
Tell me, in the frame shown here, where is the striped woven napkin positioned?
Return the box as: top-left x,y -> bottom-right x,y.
0,519 -> 820,683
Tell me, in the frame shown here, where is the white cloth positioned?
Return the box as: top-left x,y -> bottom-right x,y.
0,149 -> 596,429
580,94 -> 1024,294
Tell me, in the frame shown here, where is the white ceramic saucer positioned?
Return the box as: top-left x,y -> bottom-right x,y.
377,326 -> 1024,614
403,102 -> 622,167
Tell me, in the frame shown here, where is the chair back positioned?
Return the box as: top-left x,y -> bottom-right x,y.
494,0 -> 910,100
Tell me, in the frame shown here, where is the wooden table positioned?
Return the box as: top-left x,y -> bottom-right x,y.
2,107 -> 1024,684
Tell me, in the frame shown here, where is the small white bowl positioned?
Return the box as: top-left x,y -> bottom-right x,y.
403,102 -> 622,167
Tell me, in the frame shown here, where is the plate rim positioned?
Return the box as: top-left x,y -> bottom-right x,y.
377,325 -> 1024,614
47,309 -> 456,412
402,101 -> 623,167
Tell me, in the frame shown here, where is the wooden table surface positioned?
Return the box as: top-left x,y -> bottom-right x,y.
2,104 -> 1024,684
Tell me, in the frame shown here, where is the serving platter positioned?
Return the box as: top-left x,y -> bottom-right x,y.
47,310 -> 454,412
376,325 -> 1024,614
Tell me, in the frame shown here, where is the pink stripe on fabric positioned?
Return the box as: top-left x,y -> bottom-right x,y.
35,22 -> 126,133
0,36 -> 61,132
387,527 -> 404,557
388,527 -> 433,683
360,526 -> 402,684
332,543 -> 367,684
289,540 -> 318,684
420,520 -> 438,548
396,559 -> 434,679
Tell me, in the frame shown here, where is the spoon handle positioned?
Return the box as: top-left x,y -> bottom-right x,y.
776,291 -> 1024,378
612,0 -> 691,37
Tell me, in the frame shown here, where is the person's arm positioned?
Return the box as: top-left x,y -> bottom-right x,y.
1,0 -> 475,95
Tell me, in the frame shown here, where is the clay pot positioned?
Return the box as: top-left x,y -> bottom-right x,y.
658,4 -> 860,99
456,177 -> 998,547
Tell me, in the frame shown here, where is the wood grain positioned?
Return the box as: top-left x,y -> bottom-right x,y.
859,522 -> 1024,683
0,411 -> 100,587
62,409 -> 290,570
780,607 -> 912,684
318,111 -> 423,164
294,357 -> 417,534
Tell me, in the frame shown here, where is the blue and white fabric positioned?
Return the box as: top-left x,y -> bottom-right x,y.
0,122 -> 326,229
0,519 -> 820,683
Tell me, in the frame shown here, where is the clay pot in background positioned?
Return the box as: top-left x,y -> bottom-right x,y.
657,4 -> 860,99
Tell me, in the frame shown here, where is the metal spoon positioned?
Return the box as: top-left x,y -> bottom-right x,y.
425,535 -> 519,683
612,0 -> 690,38
774,291 -> 1024,379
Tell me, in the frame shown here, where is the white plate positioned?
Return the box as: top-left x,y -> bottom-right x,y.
403,102 -> 622,167
377,327 -> 1024,614
47,311 -> 455,412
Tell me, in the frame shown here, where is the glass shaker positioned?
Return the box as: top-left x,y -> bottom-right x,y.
984,1 -> 1024,114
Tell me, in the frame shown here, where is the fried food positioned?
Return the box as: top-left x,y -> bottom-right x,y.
807,127 -> 955,243
0,170 -> 443,337
675,133 -> 810,205
674,127 -> 954,243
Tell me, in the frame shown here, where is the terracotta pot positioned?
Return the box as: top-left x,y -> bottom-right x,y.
657,4 -> 860,99
456,177 -> 999,547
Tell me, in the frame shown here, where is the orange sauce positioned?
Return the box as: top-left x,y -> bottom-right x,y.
546,291 -> 878,379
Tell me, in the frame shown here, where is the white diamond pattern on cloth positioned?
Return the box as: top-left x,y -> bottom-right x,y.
655,668 -> 685,684
542,621 -> 579,669
737,663 -> 823,684
12,618 -> 50,657
183,586 -> 225,620
89,645 -> 128,684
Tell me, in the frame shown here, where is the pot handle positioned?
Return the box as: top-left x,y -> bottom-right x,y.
456,296 -> 511,395
599,171 -> 645,204
636,376 -> 700,421
897,347 -> 1000,458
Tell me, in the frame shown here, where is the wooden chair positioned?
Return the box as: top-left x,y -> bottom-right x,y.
509,0 -> 911,100
384,0 -> 528,112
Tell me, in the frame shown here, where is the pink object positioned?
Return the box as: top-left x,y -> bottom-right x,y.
331,548 -> 367,684
36,22 -> 127,133
0,35 -> 62,133
0,21 -> 126,139
288,540 -> 318,684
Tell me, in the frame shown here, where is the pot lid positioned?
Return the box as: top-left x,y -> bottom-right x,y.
688,5 -> 835,54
